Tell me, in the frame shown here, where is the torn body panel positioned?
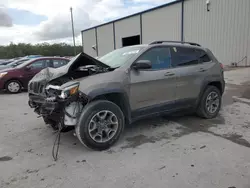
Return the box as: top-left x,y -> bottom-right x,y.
28,52 -> 128,131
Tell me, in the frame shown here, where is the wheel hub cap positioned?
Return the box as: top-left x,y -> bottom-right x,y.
8,82 -> 20,92
88,110 -> 119,143
206,91 -> 219,114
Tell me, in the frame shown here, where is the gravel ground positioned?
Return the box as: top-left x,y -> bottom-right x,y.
0,68 -> 250,188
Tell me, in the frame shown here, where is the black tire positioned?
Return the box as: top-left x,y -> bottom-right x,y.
75,100 -> 125,150
5,80 -> 22,93
196,86 -> 222,119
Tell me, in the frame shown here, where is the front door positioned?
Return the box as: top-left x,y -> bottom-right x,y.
129,46 -> 177,116
22,59 -> 48,87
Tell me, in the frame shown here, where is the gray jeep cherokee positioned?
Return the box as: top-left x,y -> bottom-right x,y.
28,41 -> 225,150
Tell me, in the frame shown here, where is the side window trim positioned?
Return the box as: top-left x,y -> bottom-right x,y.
131,46 -> 173,71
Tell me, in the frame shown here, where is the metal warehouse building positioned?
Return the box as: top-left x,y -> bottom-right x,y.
81,0 -> 250,66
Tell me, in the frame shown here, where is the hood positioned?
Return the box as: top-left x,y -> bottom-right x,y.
59,69 -> 127,97
31,66 -> 68,82
0,67 -> 17,72
0,65 -> 12,70
30,52 -> 110,83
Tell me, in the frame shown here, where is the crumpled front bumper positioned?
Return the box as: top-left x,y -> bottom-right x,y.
28,94 -> 59,113
28,93 -> 86,127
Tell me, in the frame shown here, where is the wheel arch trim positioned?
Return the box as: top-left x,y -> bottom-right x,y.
87,88 -> 132,124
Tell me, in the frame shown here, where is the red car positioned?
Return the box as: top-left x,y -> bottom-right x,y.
0,57 -> 70,93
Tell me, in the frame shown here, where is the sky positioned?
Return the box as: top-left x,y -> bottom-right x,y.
0,0 -> 174,46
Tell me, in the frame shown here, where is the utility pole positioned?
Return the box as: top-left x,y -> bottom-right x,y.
70,7 -> 76,55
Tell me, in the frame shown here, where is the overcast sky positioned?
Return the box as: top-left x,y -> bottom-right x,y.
0,0 -> 174,46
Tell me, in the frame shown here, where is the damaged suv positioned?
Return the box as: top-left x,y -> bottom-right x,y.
28,41 -> 225,150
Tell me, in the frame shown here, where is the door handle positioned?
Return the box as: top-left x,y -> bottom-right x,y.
164,72 -> 175,76
199,68 -> 207,72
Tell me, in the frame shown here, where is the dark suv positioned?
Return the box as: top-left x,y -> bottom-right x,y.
0,57 -> 70,93
28,41 -> 225,150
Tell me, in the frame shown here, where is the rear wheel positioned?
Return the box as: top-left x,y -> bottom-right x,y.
196,86 -> 222,119
6,80 -> 22,93
76,100 -> 125,150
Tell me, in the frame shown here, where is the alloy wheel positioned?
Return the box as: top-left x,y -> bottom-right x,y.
205,91 -> 220,114
88,110 -> 119,143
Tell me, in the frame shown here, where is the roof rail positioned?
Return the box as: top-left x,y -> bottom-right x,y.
149,41 -> 201,47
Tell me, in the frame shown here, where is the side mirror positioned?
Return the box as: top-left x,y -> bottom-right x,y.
133,60 -> 152,70
25,66 -> 31,71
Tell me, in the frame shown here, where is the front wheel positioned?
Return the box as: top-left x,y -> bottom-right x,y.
6,80 -> 22,93
76,100 -> 125,150
196,86 -> 222,119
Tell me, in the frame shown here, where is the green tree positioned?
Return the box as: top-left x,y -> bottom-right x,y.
0,43 -> 82,59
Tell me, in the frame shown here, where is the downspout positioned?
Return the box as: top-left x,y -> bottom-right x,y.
181,0 -> 184,42
81,31 -> 84,52
95,28 -> 98,56
113,22 -> 116,49
140,14 -> 143,44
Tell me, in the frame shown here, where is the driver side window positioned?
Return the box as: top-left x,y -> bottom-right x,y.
29,60 -> 46,69
137,47 -> 171,70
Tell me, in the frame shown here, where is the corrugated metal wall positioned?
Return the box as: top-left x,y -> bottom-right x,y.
114,15 -> 141,48
184,0 -> 250,65
81,29 -> 97,57
81,0 -> 250,65
142,3 -> 182,44
97,23 -> 114,57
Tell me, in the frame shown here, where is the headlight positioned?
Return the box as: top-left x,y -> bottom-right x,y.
59,83 -> 79,99
0,72 -> 8,78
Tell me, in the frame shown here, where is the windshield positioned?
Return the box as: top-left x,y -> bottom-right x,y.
99,46 -> 145,68
15,59 -> 34,68
9,59 -> 29,67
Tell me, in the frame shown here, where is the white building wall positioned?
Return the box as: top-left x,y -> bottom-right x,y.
82,29 -> 97,57
97,23 -> 114,57
184,0 -> 250,65
114,15 -> 141,48
142,3 -> 182,44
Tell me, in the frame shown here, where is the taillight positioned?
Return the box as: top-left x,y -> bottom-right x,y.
220,63 -> 224,69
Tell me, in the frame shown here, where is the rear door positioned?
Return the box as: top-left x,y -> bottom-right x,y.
51,59 -> 69,68
129,46 -> 177,116
170,47 -> 212,105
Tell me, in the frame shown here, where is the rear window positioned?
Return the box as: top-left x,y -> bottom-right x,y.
196,49 -> 211,63
52,59 -> 69,68
171,47 -> 211,67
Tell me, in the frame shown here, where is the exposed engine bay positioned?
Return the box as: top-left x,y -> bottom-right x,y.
28,53 -> 113,131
